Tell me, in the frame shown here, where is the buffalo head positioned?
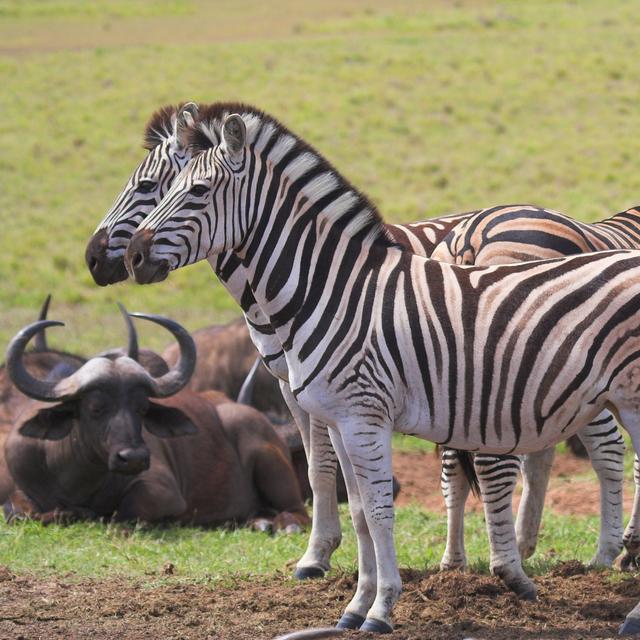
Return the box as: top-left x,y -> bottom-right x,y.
6,311 -> 197,475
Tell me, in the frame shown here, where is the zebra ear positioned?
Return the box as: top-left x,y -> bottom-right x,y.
175,102 -> 199,146
222,114 -> 246,155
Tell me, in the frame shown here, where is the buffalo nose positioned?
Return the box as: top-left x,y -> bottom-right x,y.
115,448 -> 150,473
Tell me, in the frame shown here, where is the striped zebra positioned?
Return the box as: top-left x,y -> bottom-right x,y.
431,203 -> 640,571
86,104 -> 628,592
122,103 -> 640,633
86,102 -> 474,582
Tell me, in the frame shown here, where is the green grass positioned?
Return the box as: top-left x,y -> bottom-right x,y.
2,0 -> 640,353
0,506 -> 603,582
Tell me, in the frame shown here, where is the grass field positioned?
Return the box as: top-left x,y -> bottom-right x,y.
2,0 -> 640,613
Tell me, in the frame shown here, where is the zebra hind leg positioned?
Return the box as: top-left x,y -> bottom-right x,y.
575,414 -> 625,567
439,448 -> 471,571
617,455 -> 640,571
515,447 -> 555,560
475,454 -> 537,600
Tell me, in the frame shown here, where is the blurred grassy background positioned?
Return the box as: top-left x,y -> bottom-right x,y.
2,0 -> 640,354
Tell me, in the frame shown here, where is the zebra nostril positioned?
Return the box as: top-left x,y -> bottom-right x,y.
89,256 -> 98,271
132,252 -> 145,269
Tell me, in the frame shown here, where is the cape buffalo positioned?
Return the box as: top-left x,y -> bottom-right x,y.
4,312 -> 309,531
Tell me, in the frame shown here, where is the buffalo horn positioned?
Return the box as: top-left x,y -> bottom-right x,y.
33,293 -> 52,352
128,313 -> 196,397
6,320 -> 68,401
117,302 -> 139,361
237,357 -> 261,405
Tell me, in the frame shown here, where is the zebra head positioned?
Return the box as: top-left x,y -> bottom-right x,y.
85,102 -> 199,286
126,105 -> 253,284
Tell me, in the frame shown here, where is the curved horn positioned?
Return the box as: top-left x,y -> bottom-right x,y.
128,313 -> 196,397
237,357 -> 262,406
117,302 -> 139,361
6,320 -> 67,401
33,294 -> 52,352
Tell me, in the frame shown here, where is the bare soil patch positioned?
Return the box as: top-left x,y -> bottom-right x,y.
392,449 -> 626,517
0,562 -> 635,639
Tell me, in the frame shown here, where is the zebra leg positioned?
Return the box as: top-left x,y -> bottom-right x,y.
439,448 -> 470,570
616,411 -> 640,635
618,455 -> 640,571
335,425 -> 400,633
515,448 -> 555,560
576,414 -> 625,567
475,454 -> 537,600
328,429 -> 376,630
280,382 -> 342,579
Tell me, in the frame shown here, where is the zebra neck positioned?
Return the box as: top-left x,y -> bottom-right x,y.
235,159 -> 393,345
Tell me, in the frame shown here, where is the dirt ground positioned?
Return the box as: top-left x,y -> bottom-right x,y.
0,561 -> 637,640
393,448 -> 619,516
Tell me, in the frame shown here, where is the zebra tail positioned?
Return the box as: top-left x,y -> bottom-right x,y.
456,450 -> 480,498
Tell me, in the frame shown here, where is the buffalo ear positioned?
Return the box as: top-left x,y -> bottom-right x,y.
144,400 -> 198,438
19,403 -> 75,441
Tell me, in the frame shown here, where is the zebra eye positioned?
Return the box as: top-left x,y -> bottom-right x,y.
137,180 -> 157,193
190,184 -> 209,197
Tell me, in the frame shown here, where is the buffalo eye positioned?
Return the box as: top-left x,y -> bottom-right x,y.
190,184 -> 208,197
137,180 -> 157,193
87,398 -> 108,418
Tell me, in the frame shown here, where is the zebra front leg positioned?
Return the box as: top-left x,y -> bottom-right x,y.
475,454 -> 537,600
576,413 -> 625,567
337,425 -> 400,633
328,428 -> 377,630
617,455 -> 640,571
439,448 -> 470,570
295,418 -> 342,578
280,382 -> 342,579
515,448 -> 554,560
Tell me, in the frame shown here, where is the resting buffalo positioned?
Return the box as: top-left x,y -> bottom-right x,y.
4,312 -> 309,531
162,318 -> 290,421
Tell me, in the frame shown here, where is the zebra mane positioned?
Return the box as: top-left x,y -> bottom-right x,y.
142,104 -> 180,150
186,102 -> 396,247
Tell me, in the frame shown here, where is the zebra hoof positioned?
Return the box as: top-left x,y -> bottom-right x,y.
615,551 -> 639,573
335,612 -> 365,629
619,616 -> 640,635
294,566 -> 326,580
360,618 -> 393,634
503,576 -> 537,601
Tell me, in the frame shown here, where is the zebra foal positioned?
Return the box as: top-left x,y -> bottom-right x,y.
123,103 -> 640,633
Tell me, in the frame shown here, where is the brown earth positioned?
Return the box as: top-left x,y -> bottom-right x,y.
0,562 -> 636,640
392,449 -> 627,517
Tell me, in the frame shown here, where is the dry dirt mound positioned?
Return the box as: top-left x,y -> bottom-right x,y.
392,449 -> 629,516
0,563 -> 636,639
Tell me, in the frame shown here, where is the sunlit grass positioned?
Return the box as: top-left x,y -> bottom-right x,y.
0,506 -> 602,582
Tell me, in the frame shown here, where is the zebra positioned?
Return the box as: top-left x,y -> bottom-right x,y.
87,103 -> 631,593
85,102 -> 473,582
431,203 -> 640,570
123,103 -> 640,633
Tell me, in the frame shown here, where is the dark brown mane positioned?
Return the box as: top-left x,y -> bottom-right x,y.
186,102 -> 396,247
142,104 -> 180,150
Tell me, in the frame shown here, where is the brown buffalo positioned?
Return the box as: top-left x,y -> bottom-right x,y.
4,312 -> 309,531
